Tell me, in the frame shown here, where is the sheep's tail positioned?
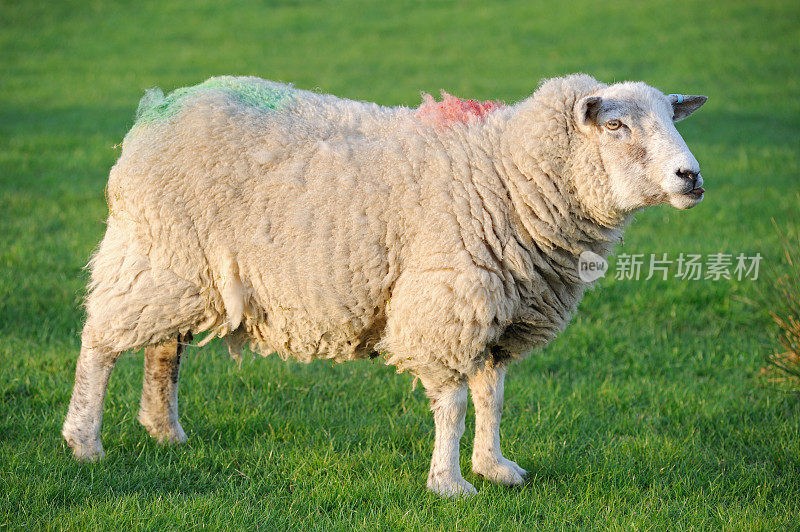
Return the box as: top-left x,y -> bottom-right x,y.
135,88 -> 166,122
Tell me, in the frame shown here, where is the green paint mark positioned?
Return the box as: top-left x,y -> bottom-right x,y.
133,77 -> 293,125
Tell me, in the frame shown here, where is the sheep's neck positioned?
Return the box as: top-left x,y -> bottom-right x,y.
496,117 -> 626,278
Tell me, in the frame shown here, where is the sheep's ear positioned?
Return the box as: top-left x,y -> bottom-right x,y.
669,94 -> 707,122
576,96 -> 603,127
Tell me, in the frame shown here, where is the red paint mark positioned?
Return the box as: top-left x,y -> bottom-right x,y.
415,91 -> 504,125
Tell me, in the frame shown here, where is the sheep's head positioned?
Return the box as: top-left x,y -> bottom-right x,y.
574,82 -> 707,212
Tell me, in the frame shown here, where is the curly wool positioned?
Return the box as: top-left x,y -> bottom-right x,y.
86,74 -> 623,384
415,91 -> 505,125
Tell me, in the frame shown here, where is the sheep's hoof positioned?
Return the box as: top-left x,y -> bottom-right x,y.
63,431 -> 105,462
154,425 -> 187,445
473,457 -> 527,486
427,473 -> 477,498
138,413 -> 188,445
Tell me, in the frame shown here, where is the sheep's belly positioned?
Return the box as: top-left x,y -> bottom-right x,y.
242,309 -> 386,364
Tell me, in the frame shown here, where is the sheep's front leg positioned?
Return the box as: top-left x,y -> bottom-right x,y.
469,363 -> 526,485
137,333 -> 190,444
62,343 -> 121,461
424,381 -> 476,497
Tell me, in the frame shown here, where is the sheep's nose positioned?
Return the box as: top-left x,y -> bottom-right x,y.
676,169 -> 699,181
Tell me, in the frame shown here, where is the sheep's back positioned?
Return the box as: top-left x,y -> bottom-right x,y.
106,78 -> 410,360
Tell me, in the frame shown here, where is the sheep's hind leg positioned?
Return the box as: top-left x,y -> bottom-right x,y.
138,332 -> 191,444
469,363 -> 526,485
424,380 -> 476,497
62,342 -> 121,461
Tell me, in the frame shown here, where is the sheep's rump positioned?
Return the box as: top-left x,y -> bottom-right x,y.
90,77 -> 414,362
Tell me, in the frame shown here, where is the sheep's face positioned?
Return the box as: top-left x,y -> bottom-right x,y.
575,82 -> 707,212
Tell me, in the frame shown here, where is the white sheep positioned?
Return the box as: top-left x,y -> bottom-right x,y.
62,74 -> 707,497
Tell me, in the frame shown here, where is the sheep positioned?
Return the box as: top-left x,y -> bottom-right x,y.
62,74 -> 707,497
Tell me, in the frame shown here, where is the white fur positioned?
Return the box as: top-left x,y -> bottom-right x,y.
63,74 -> 706,496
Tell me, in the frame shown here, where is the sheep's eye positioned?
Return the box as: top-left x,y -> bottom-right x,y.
605,119 -> 622,130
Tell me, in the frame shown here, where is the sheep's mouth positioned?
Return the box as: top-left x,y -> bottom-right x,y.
684,186 -> 705,199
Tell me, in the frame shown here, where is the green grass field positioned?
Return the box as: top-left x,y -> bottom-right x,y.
2,0 -> 799,529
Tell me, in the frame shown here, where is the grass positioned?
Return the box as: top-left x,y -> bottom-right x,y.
1,0 -> 799,529
759,202 -> 800,393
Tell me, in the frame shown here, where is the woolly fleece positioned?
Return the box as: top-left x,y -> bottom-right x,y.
65,74 -> 708,496
87,74 -> 701,384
